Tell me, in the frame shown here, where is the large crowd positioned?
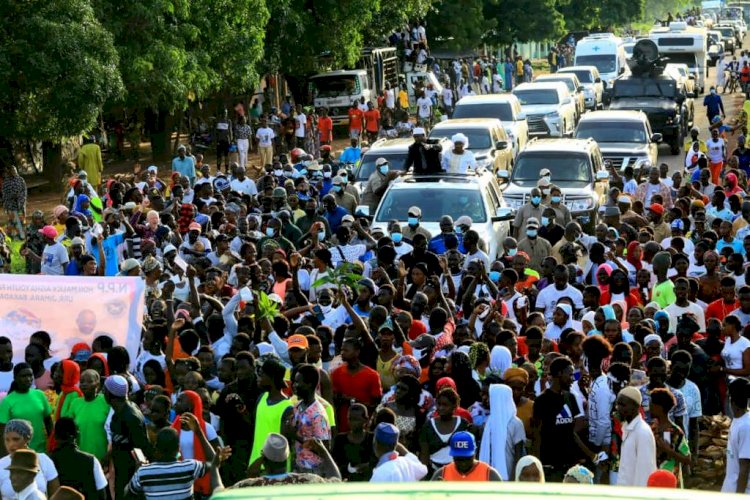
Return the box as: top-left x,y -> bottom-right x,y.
5,33 -> 750,500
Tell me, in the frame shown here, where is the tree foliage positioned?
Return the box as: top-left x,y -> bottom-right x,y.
0,0 -> 123,142
484,0 -> 564,46
427,0 -> 497,50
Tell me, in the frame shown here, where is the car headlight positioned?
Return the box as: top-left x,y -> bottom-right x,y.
568,197 -> 596,211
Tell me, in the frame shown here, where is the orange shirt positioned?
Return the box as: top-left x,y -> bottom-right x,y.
348,108 -> 364,130
318,116 -> 333,142
742,66 -> 750,82
364,109 -> 380,132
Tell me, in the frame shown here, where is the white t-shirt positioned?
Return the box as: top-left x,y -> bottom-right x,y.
295,113 -> 307,138
385,89 -> 396,109
441,88 -> 453,106
230,177 -> 258,196
0,453 -> 58,498
722,412 -> 750,493
41,242 -> 69,275
417,97 -> 432,118
0,369 -> 12,395
255,127 -> 276,147
722,335 -> 750,373
535,284 -> 584,321
706,137 -> 725,163
663,301 -> 706,333
179,423 -> 218,460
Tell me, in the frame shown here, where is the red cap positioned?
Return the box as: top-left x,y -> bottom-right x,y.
648,203 -> 664,215
647,470 -> 677,488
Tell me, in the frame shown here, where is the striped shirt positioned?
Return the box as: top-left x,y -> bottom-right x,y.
128,459 -> 208,499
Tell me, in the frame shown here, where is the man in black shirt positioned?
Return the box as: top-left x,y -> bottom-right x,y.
539,207 -> 564,247
405,128 -> 442,174
400,234 -> 442,277
532,357 -> 594,481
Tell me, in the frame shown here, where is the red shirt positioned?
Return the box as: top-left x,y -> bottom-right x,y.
348,108 -> 364,131
705,298 -> 740,322
408,320 -> 428,340
318,116 -> 333,143
331,364 -> 383,432
363,109 -> 380,132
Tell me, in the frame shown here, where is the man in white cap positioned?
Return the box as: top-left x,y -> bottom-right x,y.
402,206 -> 432,241
362,158 -> 400,212
616,386 -> 656,486
405,127 -> 441,174
441,133 -> 476,173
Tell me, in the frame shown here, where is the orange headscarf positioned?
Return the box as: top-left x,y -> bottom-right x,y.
171,390 -> 209,494
88,353 -> 110,377
49,360 -> 83,451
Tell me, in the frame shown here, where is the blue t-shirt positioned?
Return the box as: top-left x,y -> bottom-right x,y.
96,233 -> 125,276
172,156 -> 196,182
717,237 -> 745,256
339,147 -> 361,164
703,93 -> 723,116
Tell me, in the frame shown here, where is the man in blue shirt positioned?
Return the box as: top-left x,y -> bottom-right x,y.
703,86 -> 725,123
339,138 -> 362,165
428,215 -> 463,255
322,194 -> 350,234
171,145 -> 196,185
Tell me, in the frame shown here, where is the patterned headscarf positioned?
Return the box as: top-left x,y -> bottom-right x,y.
4,419 -> 33,441
391,355 -> 421,378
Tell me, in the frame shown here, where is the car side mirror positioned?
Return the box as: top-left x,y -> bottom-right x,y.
596,171 -> 610,181
595,77 -> 602,83
495,141 -> 508,150
497,170 -> 510,182
651,133 -> 663,143
688,74 -> 696,79
355,205 -> 370,217
491,207 -> 514,222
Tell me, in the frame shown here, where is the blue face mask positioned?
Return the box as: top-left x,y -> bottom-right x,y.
507,248 -> 517,257
379,165 -> 389,175
318,231 -> 326,242
299,169 -> 308,176
265,227 -> 275,237
541,216 -> 550,226
551,196 -> 561,204
333,185 -> 343,193
527,229 -> 538,238
531,196 -> 541,206
489,271 -> 501,282
408,217 -> 419,226
391,232 -> 403,243
455,226 -> 462,235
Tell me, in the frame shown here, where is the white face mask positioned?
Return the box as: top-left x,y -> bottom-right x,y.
319,304 -> 332,314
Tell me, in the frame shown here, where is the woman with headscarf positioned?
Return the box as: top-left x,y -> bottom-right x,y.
173,390 -> 218,496
544,303 -> 574,341
505,367 -> 534,436
469,342 -> 490,382
479,384 -> 525,481
724,172 -> 746,197
86,352 -> 110,379
382,355 -> 435,414
515,454 -> 545,482
378,374 -> 425,448
72,194 -> 92,219
685,141 -> 706,172
0,419 -> 59,497
441,133 -> 477,173
601,269 -> 642,309
488,345 -> 512,379
46,360 -> 83,451
564,465 -> 595,484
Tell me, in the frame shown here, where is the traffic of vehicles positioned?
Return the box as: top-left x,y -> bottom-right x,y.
329,7 -> 742,246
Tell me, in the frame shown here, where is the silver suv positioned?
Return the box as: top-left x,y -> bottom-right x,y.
499,138 -> 609,232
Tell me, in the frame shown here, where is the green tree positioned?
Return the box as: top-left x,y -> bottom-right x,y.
364,0 -> 433,43
484,0 -> 564,46
427,0 -> 497,50
0,0 -> 123,143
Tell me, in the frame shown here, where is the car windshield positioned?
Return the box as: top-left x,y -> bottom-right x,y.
512,153 -> 592,187
355,152 -> 408,182
429,129 -> 492,149
562,69 -> 593,83
718,27 -> 734,37
376,188 -> 487,223
453,102 -> 514,121
576,121 -> 647,143
309,75 -> 359,98
513,89 -> 559,105
613,79 -> 676,98
576,54 -> 617,74
539,78 -> 576,92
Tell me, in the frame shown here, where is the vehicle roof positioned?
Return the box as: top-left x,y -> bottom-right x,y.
455,94 -> 519,104
389,171 -> 495,189
558,66 -> 600,74
364,137 -> 450,154
211,481 -> 746,500
513,82 -> 569,92
536,74 -> 580,83
578,110 -> 648,122
309,69 -> 366,77
521,138 -> 597,153
430,118 -> 504,130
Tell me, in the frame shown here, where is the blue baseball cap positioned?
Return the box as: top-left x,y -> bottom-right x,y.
449,431 -> 476,458
374,422 -> 399,446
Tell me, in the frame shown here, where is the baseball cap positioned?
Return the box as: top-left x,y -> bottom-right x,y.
342,214 -> 355,224
287,334 -> 309,351
455,215 -> 472,227
671,219 -> 685,230
375,157 -> 389,167
188,222 -> 202,232
147,165 -> 158,173
413,127 -> 426,135
526,217 -> 540,230
332,176 -> 344,185
70,237 -> 85,247
648,203 -> 665,215
449,431 -> 476,458
38,226 -> 58,239
604,206 -> 620,217
540,168 -> 551,177
261,433 -> 290,462
374,422 -> 400,445
408,206 -> 422,217
71,342 -> 92,362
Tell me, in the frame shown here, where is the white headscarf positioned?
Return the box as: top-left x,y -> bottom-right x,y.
488,345 -> 512,377
451,133 -> 469,148
515,455 -> 545,482
479,384 -> 516,480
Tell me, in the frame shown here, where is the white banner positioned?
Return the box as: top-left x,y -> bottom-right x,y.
0,275 -> 145,367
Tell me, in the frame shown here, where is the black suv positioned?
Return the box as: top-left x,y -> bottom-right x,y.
609,74 -> 687,155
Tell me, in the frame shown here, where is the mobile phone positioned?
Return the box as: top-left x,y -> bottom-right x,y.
312,304 -> 325,322
131,448 -> 148,465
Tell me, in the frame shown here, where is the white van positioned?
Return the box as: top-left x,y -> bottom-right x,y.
574,33 -> 629,89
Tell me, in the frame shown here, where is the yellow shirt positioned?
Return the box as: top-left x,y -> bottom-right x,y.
684,138 -> 707,154
398,90 -> 409,109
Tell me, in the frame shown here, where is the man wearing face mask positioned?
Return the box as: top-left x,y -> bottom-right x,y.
517,218 -> 551,272
703,85 -> 725,124
388,221 -> 413,258
362,158 -> 400,212
259,218 -> 296,255
317,165 -> 335,197
296,198 -> 331,239
178,222 -> 213,260
546,185 -> 571,226
402,206 -> 432,241
331,176 -> 357,215
513,187 -> 545,239
538,207 -> 564,247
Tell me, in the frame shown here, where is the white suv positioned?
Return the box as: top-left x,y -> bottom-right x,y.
451,94 -> 529,157
558,66 -> 604,110
512,82 -> 577,138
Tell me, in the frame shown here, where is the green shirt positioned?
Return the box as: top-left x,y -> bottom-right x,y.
69,394 -> 110,461
0,390 -> 52,452
59,391 -> 81,419
250,392 -> 293,465
654,280 -> 676,309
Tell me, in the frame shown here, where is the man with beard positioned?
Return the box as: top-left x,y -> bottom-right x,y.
213,351 -> 259,486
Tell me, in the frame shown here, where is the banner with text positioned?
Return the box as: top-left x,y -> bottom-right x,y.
0,275 -> 145,367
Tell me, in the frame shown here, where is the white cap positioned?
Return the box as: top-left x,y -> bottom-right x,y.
375,157 -> 389,166
147,165 -> 158,173
413,127 -> 426,135
163,244 -> 177,255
